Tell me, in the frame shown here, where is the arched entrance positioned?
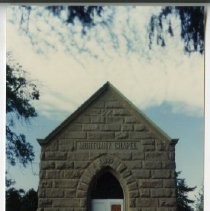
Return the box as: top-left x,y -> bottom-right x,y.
89,168 -> 124,211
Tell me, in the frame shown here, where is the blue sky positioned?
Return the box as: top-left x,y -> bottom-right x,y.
6,5 -> 204,203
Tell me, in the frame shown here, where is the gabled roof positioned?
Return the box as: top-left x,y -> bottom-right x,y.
38,82 -> 178,146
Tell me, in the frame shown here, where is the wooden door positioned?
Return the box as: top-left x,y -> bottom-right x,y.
111,204 -> 121,211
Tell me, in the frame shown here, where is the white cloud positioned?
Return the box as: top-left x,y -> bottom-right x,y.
6,6 -> 204,119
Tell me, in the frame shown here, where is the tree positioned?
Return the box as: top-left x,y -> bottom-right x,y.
6,57 -> 39,167
176,172 -> 196,211
20,189 -> 38,211
148,6 -> 204,54
6,187 -> 25,211
9,6 -> 204,56
6,187 -> 38,211
195,186 -> 204,211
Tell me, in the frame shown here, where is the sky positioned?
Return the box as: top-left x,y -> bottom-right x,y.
6,5 -> 204,203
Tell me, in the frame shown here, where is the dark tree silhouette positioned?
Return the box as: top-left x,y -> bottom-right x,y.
148,6 -> 204,54
20,189 -> 38,211
6,188 -> 38,211
176,172 -> 196,211
6,188 -> 25,211
11,6 -> 204,55
47,6 -> 103,28
195,186 -> 204,211
6,58 -> 39,166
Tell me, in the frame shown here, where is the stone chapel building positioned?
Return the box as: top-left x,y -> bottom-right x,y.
37,82 -> 178,211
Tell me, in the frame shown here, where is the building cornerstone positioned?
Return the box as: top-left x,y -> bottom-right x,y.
37,82 -> 178,211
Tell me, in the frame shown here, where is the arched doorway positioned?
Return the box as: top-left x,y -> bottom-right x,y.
89,169 -> 124,211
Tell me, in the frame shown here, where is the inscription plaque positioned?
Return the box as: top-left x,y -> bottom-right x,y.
75,141 -> 138,150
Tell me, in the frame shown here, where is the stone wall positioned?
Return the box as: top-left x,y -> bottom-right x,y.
37,87 -> 177,211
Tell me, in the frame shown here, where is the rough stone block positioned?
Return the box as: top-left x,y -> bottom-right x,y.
89,152 -> 103,160
142,139 -> 155,145
122,169 -> 132,178
125,116 -> 136,123
143,145 -> 155,151
129,198 -> 136,207
138,179 -> 163,188
159,198 -> 177,207
83,124 -> 98,131
162,161 -> 176,169
43,141 -> 58,151
85,108 -> 101,115
126,175 -> 136,184
55,161 -> 74,170
136,198 -> 158,207
59,208 -> 74,211
40,161 -> 55,170
157,208 -> 177,211
45,170 -> 64,179
45,152 -> 67,160
134,124 -> 145,131
156,143 -> 166,151
67,152 -> 89,161
128,181 -> 138,191
105,101 -> 122,108
64,170 -> 82,179
100,123 -> 121,131
74,161 -> 89,169
40,171 -> 45,179
53,179 -> 78,189
92,100 -> 105,108
130,132 -> 153,139
125,161 -> 142,169
53,198 -> 80,207
90,116 -> 105,123
76,190 -> 87,198
116,163 -> 127,173
145,152 -> 168,161
75,116 -> 91,123
151,170 -> 171,179
169,152 -> 175,161
88,132 -> 115,139
67,124 -> 82,131
143,161 -> 162,169
39,199 -> 52,207
66,132 -> 87,139
45,188 -> 64,198
59,142 -> 75,152
141,208 -> 156,211
122,124 -> 133,131
40,180 -> 53,188
163,179 -> 176,188
139,189 -> 150,197
64,189 -> 75,198
133,170 -> 150,179
129,190 -> 139,198
114,152 -> 132,160
132,152 -> 145,160
77,182 -> 88,192
74,208 -> 86,211
106,116 -> 124,123
115,132 -> 129,139
151,188 -> 174,197
113,109 -> 130,116
79,198 -> 87,207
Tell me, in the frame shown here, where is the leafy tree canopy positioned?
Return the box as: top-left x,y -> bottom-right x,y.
149,6 -> 204,54
6,56 -> 39,167
6,188 -> 38,211
195,186 -> 204,211
176,171 -> 196,211
9,6 -> 204,55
